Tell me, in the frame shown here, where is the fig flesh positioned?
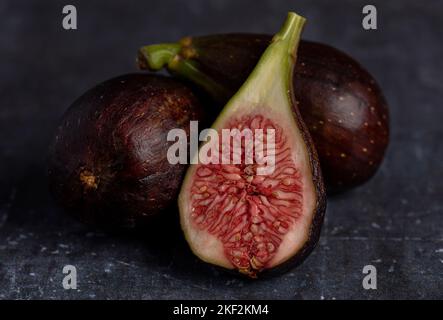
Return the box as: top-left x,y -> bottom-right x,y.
139,35 -> 389,192
178,13 -> 326,277
48,74 -> 206,228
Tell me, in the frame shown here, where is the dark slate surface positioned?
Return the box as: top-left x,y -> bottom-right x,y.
0,0 -> 442,299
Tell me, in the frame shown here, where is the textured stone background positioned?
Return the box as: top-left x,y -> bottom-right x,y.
0,0 -> 442,299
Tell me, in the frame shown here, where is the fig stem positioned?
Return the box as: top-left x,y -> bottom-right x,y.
168,59 -> 231,103
138,43 -> 181,70
139,42 -> 231,103
222,12 -> 305,109
243,12 -> 305,98
273,12 -> 306,93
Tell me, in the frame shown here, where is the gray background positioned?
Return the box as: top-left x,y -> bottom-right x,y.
0,0 -> 442,299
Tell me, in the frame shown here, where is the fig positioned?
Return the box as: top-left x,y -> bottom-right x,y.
139,35 -> 389,192
48,74 -> 206,228
178,13 -> 326,278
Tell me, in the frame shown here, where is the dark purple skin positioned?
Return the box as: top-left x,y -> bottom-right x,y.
295,41 -> 389,191
48,74 -> 207,228
140,34 -> 390,192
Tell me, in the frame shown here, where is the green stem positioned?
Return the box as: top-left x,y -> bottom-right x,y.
138,43 -> 181,70
239,12 -> 305,99
272,12 -> 306,94
138,41 -> 230,103
168,59 -> 232,103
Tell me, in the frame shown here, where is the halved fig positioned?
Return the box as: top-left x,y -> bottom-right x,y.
178,13 -> 326,278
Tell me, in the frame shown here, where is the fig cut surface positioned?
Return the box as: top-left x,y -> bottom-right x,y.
178,12 -> 326,277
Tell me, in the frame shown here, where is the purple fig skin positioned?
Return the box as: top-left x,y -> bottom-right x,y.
139,35 -> 389,192
48,74 -> 207,228
295,41 -> 389,192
